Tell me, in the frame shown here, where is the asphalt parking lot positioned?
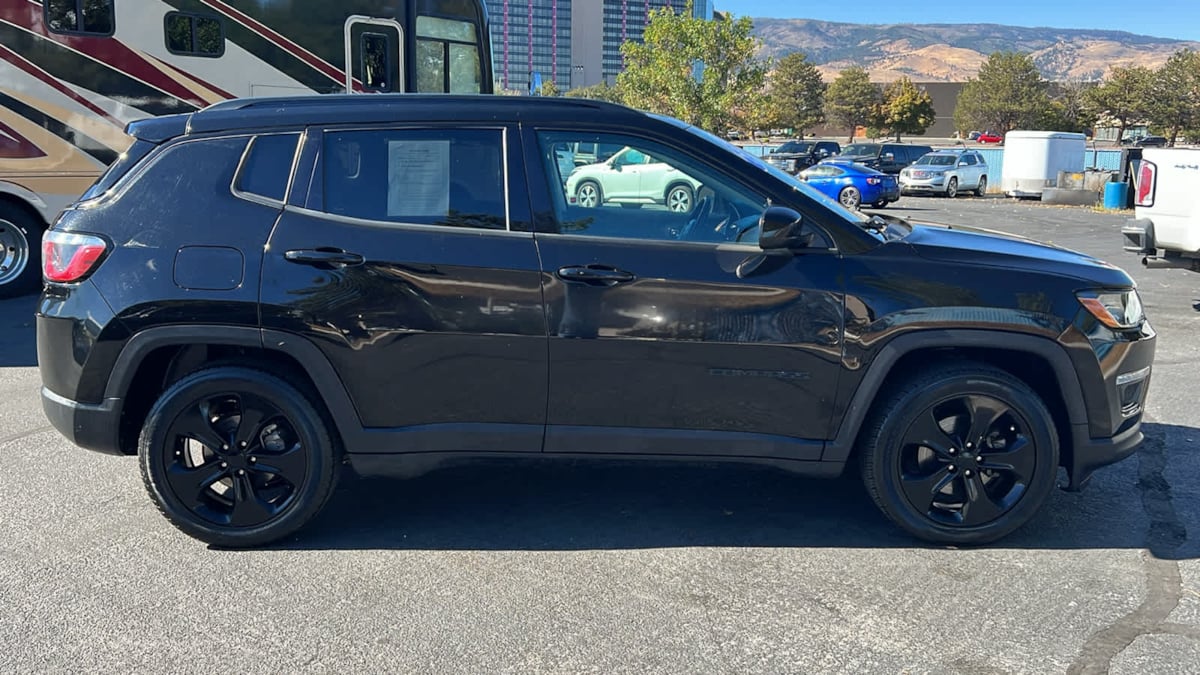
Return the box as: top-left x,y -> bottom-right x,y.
1,196 -> 1198,672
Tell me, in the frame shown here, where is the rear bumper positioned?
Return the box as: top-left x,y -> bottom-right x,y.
41,387 -> 124,456
1122,218 -> 1154,254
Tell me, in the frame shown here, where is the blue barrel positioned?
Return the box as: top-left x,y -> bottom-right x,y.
1104,181 -> 1129,209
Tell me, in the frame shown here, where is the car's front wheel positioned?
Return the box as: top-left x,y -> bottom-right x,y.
839,186 -> 862,209
945,177 -> 959,198
575,181 -> 602,208
858,364 -> 1059,544
139,367 -> 339,547
666,184 -> 694,213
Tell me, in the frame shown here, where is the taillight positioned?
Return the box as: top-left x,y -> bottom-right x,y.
866,177 -> 881,185
1135,160 -> 1156,207
42,230 -> 109,283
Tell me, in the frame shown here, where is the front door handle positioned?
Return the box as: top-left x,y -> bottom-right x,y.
556,265 -> 636,286
284,249 -> 365,268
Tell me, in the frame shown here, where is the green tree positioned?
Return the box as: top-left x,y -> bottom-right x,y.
1083,66 -> 1153,142
954,52 -> 1051,135
768,52 -> 826,136
1147,50 -> 1200,146
565,81 -> 625,103
536,80 -> 560,97
874,77 -> 936,140
618,4 -> 767,135
824,67 -> 880,143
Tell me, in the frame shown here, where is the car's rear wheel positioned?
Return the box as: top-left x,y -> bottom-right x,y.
576,181 -> 602,208
945,177 -> 959,198
666,184 -> 694,213
975,176 -> 988,197
858,363 -> 1059,544
0,204 -> 43,299
839,186 -> 862,209
139,367 -> 339,547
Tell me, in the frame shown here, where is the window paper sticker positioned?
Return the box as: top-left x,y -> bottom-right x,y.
387,139 -> 450,217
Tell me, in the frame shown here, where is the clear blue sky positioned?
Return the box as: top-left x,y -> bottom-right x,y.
715,0 -> 1200,42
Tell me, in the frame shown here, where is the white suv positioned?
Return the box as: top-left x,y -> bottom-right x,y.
899,149 -> 989,198
565,146 -> 703,212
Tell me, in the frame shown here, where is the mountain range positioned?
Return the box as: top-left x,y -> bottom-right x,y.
750,19 -> 1200,82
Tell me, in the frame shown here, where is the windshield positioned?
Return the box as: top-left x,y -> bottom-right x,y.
841,143 -> 880,156
916,154 -> 957,166
649,113 -> 870,225
773,141 -> 813,154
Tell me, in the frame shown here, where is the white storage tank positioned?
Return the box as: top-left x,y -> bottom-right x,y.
1001,131 -> 1087,198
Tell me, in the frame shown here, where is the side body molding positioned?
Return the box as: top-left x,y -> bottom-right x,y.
822,329 -> 1088,463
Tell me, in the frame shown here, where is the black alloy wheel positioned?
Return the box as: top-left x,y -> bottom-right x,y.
859,364 -> 1058,544
140,367 -> 338,546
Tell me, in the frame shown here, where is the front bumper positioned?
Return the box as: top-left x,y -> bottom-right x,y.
900,176 -> 948,193
1062,318 -> 1156,490
41,387 -> 125,456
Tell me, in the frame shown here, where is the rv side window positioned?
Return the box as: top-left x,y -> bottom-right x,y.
360,33 -> 394,92
45,0 -> 114,36
165,12 -> 226,57
415,16 -> 482,93
234,134 -> 301,204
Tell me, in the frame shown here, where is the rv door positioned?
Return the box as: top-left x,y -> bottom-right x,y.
345,16 -> 404,93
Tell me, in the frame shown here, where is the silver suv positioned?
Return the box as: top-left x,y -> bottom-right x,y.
899,149 -> 989,198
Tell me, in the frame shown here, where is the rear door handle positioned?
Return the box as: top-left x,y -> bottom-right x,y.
284,249 -> 365,267
556,265 -> 636,286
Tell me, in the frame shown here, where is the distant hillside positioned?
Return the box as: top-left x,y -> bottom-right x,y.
751,19 -> 1200,82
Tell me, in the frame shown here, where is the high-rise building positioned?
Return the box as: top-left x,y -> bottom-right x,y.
485,0 -> 573,93
570,0 -> 710,89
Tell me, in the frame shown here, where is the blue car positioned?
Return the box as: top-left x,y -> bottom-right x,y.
799,160 -> 900,209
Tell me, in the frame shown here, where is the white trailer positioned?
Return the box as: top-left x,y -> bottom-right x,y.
1001,131 -> 1087,198
1122,147 -> 1200,272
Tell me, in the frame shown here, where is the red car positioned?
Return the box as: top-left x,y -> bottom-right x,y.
977,131 -> 1003,144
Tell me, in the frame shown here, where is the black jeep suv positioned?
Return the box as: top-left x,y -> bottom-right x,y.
38,95 -> 1155,547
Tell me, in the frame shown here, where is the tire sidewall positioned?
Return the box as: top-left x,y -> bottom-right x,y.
139,367 -> 335,546
867,372 -> 1059,544
0,208 -> 44,298
667,184 -> 694,212
577,181 -> 601,208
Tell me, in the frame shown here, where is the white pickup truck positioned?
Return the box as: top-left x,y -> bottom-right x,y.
1122,147 -> 1200,272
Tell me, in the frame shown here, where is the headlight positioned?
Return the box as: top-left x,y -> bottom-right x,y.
1077,289 -> 1144,329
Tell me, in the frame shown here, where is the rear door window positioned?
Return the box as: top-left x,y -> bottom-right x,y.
320,128 -> 508,230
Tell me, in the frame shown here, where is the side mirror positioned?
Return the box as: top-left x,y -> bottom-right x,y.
959,161 -> 969,167
758,206 -> 811,250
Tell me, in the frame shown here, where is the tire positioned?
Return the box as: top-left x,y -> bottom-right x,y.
575,180 -> 602,208
665,183 -> 695,213
975,176 -> 988,197
0,203 -> 44,299
139,366 -> 339,547
945,177 -> 959,198
838,186 -> 862,210
857,363 -> 1059,545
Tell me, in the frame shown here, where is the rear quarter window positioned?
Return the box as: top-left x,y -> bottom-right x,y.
80,139 -> 157,202
234,133 -> 300,203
